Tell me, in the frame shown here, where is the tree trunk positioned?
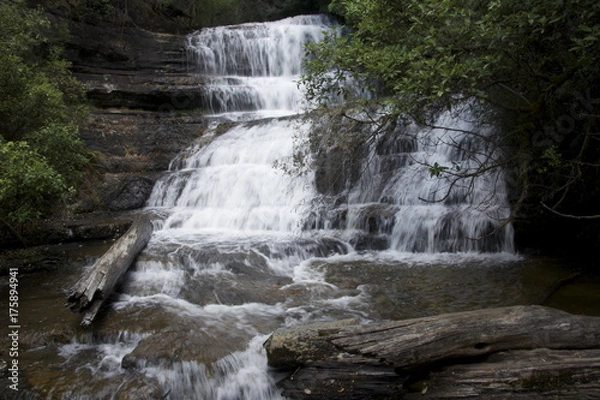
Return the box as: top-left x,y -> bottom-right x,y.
265,306 -> 600,399
67,216 -> 152,327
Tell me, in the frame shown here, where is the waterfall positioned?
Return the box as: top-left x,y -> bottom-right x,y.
148,119 -> 315,233
185,14 -> 332,116
146,15 -> 333,235
341,110 -> 515,253
54,14 -> 518,400
153,14 -> 514,253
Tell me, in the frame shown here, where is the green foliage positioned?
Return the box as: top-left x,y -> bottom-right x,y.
429,162 -> 449,178
0,1 -> 85,141
0,142 -> 66,225
25,124 -> 89,187
0,0 -> 88,231
302,0 -> 600,217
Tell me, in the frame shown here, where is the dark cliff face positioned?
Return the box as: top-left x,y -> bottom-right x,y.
0,4 -> 212,248
71,29 -> 211,218
65,19 -> 207,210
31,0 -> 331,34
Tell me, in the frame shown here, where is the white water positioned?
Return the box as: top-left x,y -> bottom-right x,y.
149,119 -> 314,233
56,14 -> 518,400
186,14 -> 331,115
144,335 -> 284,400
345,109 -> 515,253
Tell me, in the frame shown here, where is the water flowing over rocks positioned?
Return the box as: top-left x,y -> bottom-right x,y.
3,8 -> 599,400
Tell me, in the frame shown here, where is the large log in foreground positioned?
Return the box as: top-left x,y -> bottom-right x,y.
265,305 -> 600,399
331,305 -> 600,370
67,216 -> 152,327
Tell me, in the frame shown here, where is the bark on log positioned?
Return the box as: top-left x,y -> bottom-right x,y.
403,348 -> 600,399
277,361 -> 403,399
265,306 -> 600,399
276,348 -> 600,399
330,305 -> 600,370
67,216 -> 152,327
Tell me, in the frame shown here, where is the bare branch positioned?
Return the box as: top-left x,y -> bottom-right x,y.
541,202 -> 600,220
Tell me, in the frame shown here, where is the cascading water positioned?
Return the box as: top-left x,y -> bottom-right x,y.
319,109 -> 516,253
149,119 -> 315,233
186,14 -> 330,117
51,14 -> 520,400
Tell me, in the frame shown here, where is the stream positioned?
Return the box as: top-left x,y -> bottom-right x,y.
1,244 -> 599,399
1,14 -> 600,400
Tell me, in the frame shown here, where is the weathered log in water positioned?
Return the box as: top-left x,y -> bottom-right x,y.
265,305 -> 600,399
403,348 -> 600,399
331,305 -> 600,370
67,216 -> 152,327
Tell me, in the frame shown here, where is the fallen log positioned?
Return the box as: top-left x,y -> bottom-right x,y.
331,305 -> 600,370
276,348 -> 600,399
67,216 -> 152,327
403,348 -> 600,399
265,306 -> 600,399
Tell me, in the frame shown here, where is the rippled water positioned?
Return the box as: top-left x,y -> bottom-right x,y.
1,246 -> 597,399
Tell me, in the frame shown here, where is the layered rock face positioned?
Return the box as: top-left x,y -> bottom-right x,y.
34,17 -> 210,244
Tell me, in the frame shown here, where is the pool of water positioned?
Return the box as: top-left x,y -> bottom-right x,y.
1,241 -> 598,399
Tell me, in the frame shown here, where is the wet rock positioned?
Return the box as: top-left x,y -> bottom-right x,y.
304,201 -> 397,251
304,203 -> 347,230
103,175 -> 156,211
81,109 -> 208,174
73,107 -> 209,216
314,146 -> 363,195
114,377 -> 166,400
349,233 -> 390,251
74,108 -> 209,216
264,319 -> 358,369
82,73 -> 209,111
349,203 -> 398,235
375,130 -> 418,155
121,329 -> 245,369
21,329 -> 76,349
